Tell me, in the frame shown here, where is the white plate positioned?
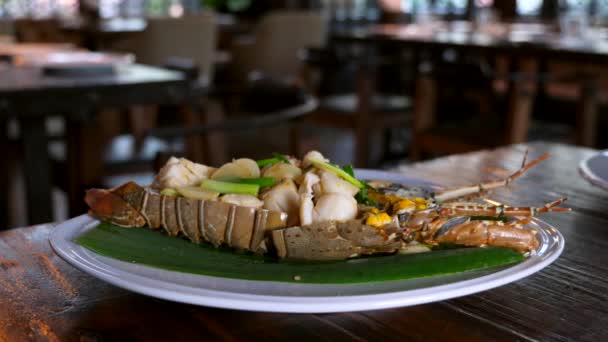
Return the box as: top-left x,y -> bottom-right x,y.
50,170 -> 564,313
579,151 -> 608,191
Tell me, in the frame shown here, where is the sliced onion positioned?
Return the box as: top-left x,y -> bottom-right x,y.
262,163 -> 302,180
176,186 -> 220,200
211,158 -> 260,180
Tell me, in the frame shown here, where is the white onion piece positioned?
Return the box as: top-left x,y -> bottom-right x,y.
262,179 -> 300,226
220,194 -> 264,208
153,157 -> 215,189
262,163 -> 302,181
301,150 -> 328,168
211,158 -> 260,180
176,186 -> 220,201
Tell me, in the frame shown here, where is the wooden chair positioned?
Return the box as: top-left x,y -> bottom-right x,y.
540,61 -> 607,147
13,18 -> 76,44
229,10 -> 327,83
110,13 -> 225,165
295,47 -> 413,167
225,10 -> 328,158
0,19 -> 14,37
410,59 -> 538,160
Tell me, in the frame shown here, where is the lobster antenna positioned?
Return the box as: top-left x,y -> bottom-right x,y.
435,152 -> 551,202
521,149 -> 529,168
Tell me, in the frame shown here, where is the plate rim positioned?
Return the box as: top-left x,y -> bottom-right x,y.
50,170 -> 565,313
578,151 -> 608,191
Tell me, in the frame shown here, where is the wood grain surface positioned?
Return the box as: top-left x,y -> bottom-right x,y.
0,142 -> 606,341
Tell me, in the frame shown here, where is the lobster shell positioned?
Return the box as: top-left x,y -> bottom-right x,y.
85,182 -> 288,254
271,220 -> 403,261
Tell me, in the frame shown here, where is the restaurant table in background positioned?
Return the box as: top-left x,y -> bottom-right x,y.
331,22 -> 608,148
0,142 -> 606,340
332,22 -> 608,62
60,17 -> 147,51
0,42 -> 79,65
0,64 -> 189,225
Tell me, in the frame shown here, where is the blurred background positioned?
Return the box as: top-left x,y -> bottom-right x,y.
2,0 -> 608,228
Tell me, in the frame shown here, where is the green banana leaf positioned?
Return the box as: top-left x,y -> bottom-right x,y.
76,223 -> 525,284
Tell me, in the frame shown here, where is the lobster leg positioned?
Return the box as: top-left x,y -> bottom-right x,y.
424,218 -> 540,253
438,197 -> 571,217
434,152 -> 551,202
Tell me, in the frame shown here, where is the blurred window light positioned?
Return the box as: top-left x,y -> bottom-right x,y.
0,0 -> 78,18
0,0 -> 202,19
378,0 -> 467,14
169,0 -> 184,17
474,0 -> 493,7
100,0 -> 121,18
561,0 -> 591,9
516,0 -> 542,16
450,0 -> 467,14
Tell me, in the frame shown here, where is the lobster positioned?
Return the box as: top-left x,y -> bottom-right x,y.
85,152 -> 570,261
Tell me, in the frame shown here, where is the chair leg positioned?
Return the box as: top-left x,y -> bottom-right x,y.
0,120 -> 8,229
128,105 -> 158,152
66,117 -> 106,217
504,57 -> 537,145
203,98 -> 227,166
410,76 -> 437,161
381,127 -> 392,161
289,119 -> 304,158
355,65 -> 374,168
178,104 -> 206,163
576,78 -> 599,147
178,98 -> 227,166
355,129 -> 369,167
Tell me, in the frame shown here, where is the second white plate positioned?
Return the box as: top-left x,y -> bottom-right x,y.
579,151 -> 608,191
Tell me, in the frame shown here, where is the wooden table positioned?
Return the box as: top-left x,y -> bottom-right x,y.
331,22 -> 608,148
0,64 -> 189,225
332,22 -> 608,62
0,142 -> 606,340
0,42 -> 79,65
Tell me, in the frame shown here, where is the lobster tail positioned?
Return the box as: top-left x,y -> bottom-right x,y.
84,184 -> 147,228
85,181 -> 288,253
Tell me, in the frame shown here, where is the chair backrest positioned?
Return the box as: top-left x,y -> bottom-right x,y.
0,20 -> 14,36
14,19 -> 66,43
253,10 -> 327,79
128,14 -> 217,79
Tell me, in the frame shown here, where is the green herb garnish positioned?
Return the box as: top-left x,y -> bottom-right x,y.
236,177 -> 277,188
273,153 -> 289,163
355,186 -> 377,206
160,188 -> 179,196
256,153 -> 290,167
342,164 -> 355,177
341,165 -> 376,206
200,179 -> 260,196
310,159 -> 365,188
